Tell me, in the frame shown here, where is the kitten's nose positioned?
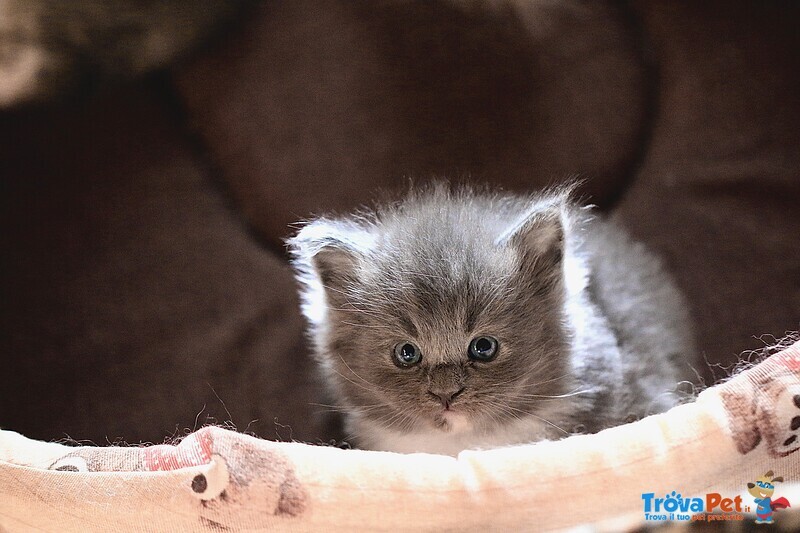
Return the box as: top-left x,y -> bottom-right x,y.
428,387 -> 465,409
427,364 -> 466,409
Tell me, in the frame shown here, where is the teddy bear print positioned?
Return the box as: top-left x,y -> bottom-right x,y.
185,428 -> 307,528
720,358 -> 800,457
48,426 -> 307,529
138,427 -> 307,525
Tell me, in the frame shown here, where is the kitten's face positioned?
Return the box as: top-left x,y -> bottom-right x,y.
323,249 -> 568,437
291,191 -> 573,440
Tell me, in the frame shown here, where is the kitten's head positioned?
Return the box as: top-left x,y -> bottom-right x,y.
289,185 -> 580,440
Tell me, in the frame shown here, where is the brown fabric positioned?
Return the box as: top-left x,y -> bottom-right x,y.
173,0 -> 648,245
0,85 -> 322,444
1,0 -> 798,445
616,0 -> 800,370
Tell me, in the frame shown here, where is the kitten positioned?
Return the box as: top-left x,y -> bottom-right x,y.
289,183 -> 695,455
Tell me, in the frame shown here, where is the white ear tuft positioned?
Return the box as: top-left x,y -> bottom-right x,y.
497,200 -> 566,265
288,219 -> 371,294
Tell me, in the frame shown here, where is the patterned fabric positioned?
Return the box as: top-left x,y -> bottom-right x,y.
2,342 -> 799,532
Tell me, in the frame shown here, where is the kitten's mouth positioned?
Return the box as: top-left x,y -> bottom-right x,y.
427,388 -> 471,431
437,410 -> 472,433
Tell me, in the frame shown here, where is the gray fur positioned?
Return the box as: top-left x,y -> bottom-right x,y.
288,183 -> 696,455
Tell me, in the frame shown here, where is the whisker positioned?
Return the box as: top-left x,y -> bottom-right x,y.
480,398 -> 570,435
329,366 -> 383,396
494,388 -> 592,400
337,355 -> 385,390
309,402 -> 385,415
340,321 -> 394,330
527,373 -> 574,388
526,413 -> 570,434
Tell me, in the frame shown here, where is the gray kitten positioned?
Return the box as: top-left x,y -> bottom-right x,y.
289,184 -> 695,455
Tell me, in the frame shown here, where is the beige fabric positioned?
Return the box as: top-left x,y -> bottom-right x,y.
2,342 -> 799,532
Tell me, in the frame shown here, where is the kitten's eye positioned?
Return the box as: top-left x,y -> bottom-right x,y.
393,342 -> 422,367
468,336 -> 498,362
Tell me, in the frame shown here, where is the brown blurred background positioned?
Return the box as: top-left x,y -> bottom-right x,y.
1,0 -> 798,445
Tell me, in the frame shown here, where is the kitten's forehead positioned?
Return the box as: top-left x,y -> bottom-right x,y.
303,186 -> 570,349
351,200 -> 520,344
380,189 -> 522,243
372,219 -> 515,300
375,193 -> 520,279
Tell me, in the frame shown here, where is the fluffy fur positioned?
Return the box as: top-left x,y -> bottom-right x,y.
289,184 -> 695,455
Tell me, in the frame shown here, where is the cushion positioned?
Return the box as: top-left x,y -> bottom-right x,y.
2,340 -> 799,531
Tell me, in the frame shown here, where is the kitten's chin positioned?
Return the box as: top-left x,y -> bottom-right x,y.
437,411 -> 473,434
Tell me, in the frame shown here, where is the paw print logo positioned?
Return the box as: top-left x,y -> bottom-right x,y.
770,389 -> 800,455
721,372 -> 800,457
662,491 -> 683,512
787,394 -> 800,444
794,397 -> 800,431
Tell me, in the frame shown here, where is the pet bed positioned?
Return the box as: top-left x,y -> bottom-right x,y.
2,341 -> 799,531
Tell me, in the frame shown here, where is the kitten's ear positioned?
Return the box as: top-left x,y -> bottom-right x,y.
288,219 -> 365,294
309,244 -> 359,291
497,202 -> 565,268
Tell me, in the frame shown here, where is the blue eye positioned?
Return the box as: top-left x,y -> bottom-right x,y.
393,342 -> 422,367
468,336 -> 498,361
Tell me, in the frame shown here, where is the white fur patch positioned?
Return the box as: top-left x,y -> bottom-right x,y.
441,411 -> 472,433
360,414 -> 554,456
